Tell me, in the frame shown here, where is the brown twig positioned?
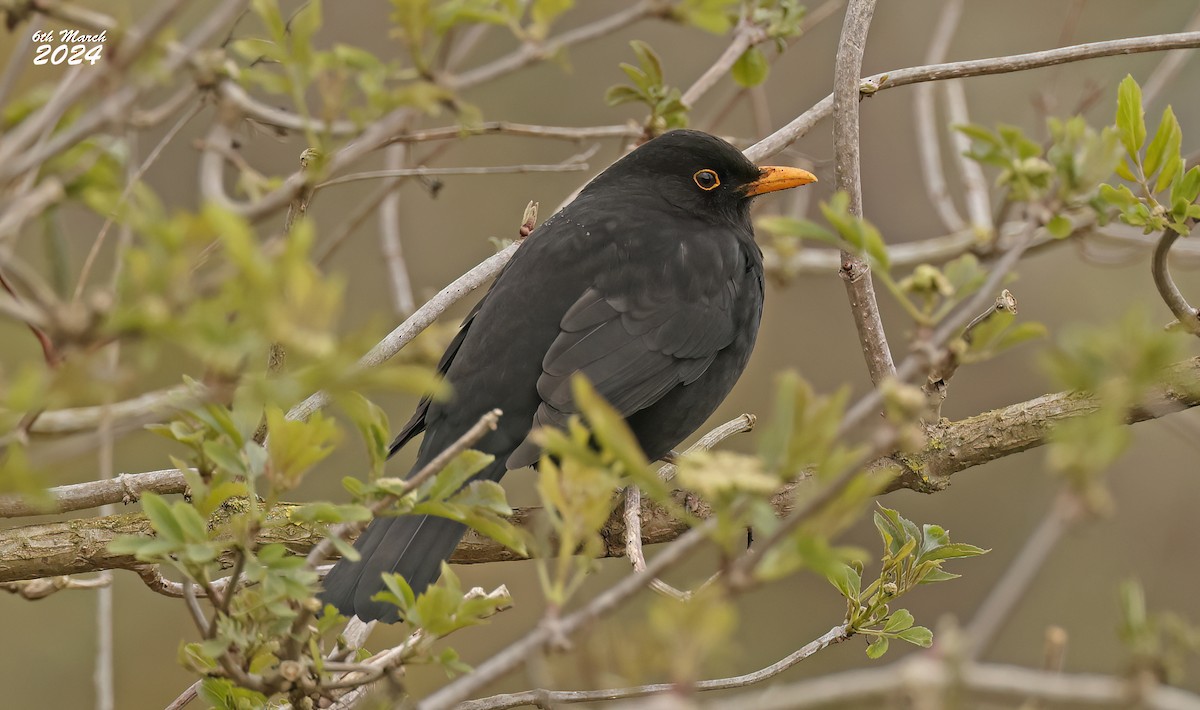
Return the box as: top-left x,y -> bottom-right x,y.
963,492 -> 1083,660
832,0 -> 896,387
913,0 -> 966,233
1152,230 -> 1200,336
704,655 -> 1200,710
457,624 -> 852,710
746,30 -> 1200,163
379,144 -> 417,317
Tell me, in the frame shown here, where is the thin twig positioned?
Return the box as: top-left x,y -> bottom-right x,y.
6,0 -> 247,183
315,162 -> 589,189
449,0 -> 664,90
458,624 -> 852,710
623,486 -> 693,601
746,30 -> 1200,163
963,492 -> 1082,660
73,100 -> 204,301
1152,230 -> 1200,336
921,289 -> 1019,421
680,20 -> 767,108
1,574 -> 111,599
415,524 -> 715,710
284,242 -> 520,424
387,121 -> 638,144
1141,5 -> 1200,106
914,0 -> 966,233
945,77 -> 994,234
380,144 -> 416,316
832,0 -> 896,386
703,656 -> 1200,710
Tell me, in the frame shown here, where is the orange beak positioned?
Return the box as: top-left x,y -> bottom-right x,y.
744,166 -> 818,196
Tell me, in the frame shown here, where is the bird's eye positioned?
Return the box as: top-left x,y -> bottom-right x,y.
693,169 -> 720,191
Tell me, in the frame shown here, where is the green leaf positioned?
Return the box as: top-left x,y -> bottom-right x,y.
1099,183 -> 1139,209
1145,105 -> 1181,178
883,608 -> 914,633
731,47 -> 769,88
142,493 -> 185,544
953,123 -> 1001,147
918,567 -> 961,584
604,85 -> 643,107
1115,75 -> 1146,158
756,216 -> 839,246
290,0 -> 322,52
897,625 -> 934,647
1172,165 -> 1200,205
1046,214 -> 1072,239
866,635 -> 889,658
1115,158 -> 1137,182
630,40 -> 663,87
826,562 -> 861,601
919,542 -> 989,562
1156,152 -> 1182,194
530,0 -> 574,35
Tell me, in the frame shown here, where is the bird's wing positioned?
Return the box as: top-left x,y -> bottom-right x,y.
506,274 -> 743,468
387,297 -> 486,458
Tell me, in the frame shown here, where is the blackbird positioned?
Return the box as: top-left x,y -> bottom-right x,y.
321,129 -> 816,622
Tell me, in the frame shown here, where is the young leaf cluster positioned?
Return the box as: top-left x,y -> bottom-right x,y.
605,41 -> 689,135
1097,76 -> 1200,236
825,505 -> 987,659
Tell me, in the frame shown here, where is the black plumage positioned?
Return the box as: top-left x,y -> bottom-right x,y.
320,129 -> 816,622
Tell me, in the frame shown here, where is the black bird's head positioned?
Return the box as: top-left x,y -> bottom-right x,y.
584,129 -> 817,226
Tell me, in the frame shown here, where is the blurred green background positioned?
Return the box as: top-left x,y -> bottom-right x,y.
2,0 -> 1199,707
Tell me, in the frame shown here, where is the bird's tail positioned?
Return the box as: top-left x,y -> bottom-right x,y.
321,512 -> 469,623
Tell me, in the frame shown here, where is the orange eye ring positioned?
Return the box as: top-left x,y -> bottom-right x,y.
693,169 -> 720,191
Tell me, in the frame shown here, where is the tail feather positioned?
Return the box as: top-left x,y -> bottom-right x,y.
320,457 -> 509,623
322,514 -> 469,623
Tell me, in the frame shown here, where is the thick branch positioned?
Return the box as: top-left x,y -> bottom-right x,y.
3,357 -> 1196,583
0,468 -> 191,518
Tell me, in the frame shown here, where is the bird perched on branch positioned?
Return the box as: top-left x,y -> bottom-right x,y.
321,129 -> 816,622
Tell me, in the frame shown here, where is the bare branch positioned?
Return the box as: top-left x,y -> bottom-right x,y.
73,99 -> 205,301
704,655 -> 1200,710
458,624 -> 852,710
284,242 -> 520,424
315,162 -> 590,190
680,20 -> 767,108
1152,230 -> 1200,336
747,30 -> 1200,163
1,574 -> 111,600
944,79 -> 994,233
387,121 -> 639,144
963,492 -> 1083,660
913,0 -> 966,233
415,525 -> 715,710
3,357 -> 1198,581
448,0 -> 665,90
0,468 -> 191,518
1141,5 -> 1200,105
5,0 -> 247,183
380,144 -> 416,317
832,0 -> 896,386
